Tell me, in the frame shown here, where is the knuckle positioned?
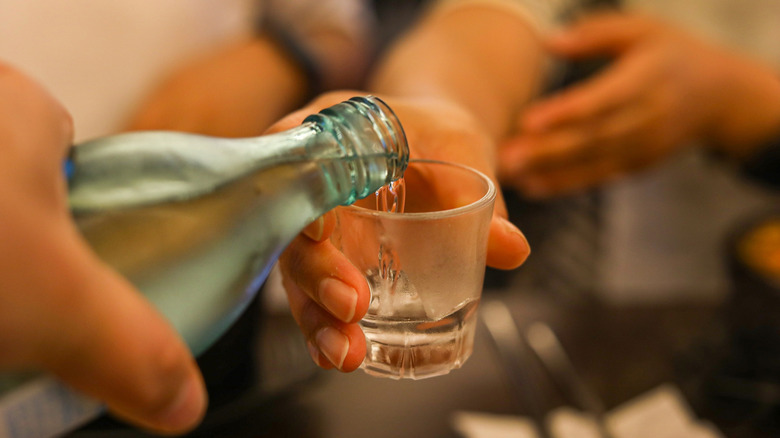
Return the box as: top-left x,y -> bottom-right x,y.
279,237 -> 307,276
299,298 -> 327,340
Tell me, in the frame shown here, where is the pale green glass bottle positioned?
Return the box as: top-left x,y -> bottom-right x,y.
0,96 -> 408,438
68,95 -> 408,354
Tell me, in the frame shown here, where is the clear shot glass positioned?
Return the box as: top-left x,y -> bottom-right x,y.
331,159 -> 496,379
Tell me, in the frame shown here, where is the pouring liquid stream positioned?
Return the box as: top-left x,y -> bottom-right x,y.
376,177 -> 406,214
375,177 -> 406,294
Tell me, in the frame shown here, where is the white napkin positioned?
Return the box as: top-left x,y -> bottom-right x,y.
451,411 -> 541,438
452,384 -> 725,438
605,384 -> 724,438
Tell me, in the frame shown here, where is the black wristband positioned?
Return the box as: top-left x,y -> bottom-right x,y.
258,19 -> 323,98
742,135 -> 780,189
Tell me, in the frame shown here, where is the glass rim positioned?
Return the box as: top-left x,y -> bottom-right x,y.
343,158 -> 496,219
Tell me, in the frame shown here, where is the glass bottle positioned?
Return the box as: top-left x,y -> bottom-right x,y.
68,95 -> 408,354
0,95 -> 408,438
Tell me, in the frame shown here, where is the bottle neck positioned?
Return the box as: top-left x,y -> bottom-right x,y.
67,96 -> 408,212
302,96 -> 409,205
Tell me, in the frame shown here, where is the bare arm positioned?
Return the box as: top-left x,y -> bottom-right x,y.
126,35 -> 309,137
369,1 -> 549,141
127,0 -> 375,136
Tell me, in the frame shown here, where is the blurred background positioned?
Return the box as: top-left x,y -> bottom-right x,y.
1,0 -> 777,436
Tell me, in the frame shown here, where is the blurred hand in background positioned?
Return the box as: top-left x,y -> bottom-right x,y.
499,12 -> 780,197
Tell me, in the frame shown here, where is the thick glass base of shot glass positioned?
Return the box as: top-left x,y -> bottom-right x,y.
359,299 -> 479,380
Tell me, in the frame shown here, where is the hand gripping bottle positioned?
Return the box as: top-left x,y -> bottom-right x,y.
0,96 -> 408,438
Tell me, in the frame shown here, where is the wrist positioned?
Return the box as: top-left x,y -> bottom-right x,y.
705,53 -> 780,160
258,0 -> 376,93
371,2 -> 546,140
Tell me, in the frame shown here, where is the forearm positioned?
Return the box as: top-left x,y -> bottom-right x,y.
368,1 -> 548,141
125,35 -> 309,137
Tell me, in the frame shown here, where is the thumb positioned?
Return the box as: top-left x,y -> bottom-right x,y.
486,185 -> 530,270
546,13 -> 652,58
487,214 -> 531,270
35,238 -> 207,435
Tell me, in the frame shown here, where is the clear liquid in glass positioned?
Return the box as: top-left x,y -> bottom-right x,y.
361,177 -> 479,379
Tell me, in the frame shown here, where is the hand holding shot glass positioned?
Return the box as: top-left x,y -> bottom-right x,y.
331,159 -> 496,379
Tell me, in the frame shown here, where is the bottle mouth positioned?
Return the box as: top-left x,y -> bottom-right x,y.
348,96 -> 409,182
302,95 -> 410,183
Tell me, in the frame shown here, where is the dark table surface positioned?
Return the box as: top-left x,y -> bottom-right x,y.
71,286 -> 778,438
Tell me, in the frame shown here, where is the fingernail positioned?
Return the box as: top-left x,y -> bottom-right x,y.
318,278 -> 358,322
315,327 -> 349,370
304,216 -> 325,241
306,340 -> 322,366
157,374 -> 206,432
501,217 -> 530,251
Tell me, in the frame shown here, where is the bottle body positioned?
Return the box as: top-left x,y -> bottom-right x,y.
75,159 -> 334,354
